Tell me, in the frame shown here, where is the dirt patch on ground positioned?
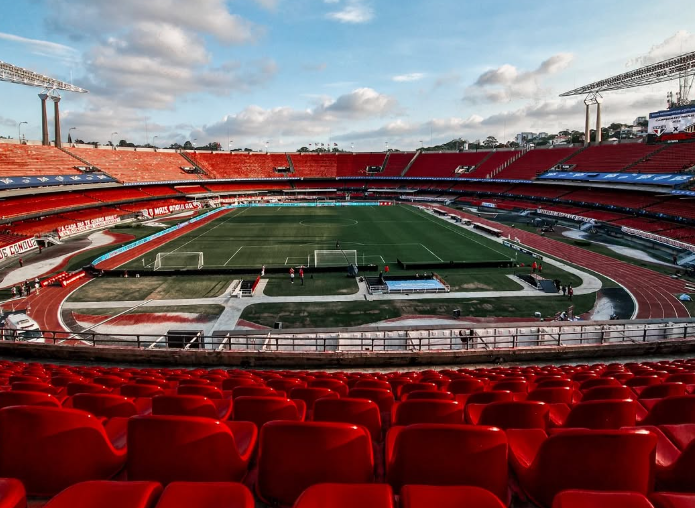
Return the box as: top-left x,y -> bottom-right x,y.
460,282 -> 493,290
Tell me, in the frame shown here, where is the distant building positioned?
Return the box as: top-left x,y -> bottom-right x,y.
538,132 -> 549,139
516,132 -> 536,145
634,116 -> 647,126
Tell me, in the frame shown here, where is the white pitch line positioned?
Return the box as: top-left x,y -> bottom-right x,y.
421,243 -> 443,262
224,247 -> 243,266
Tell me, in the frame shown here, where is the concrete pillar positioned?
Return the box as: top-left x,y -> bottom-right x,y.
584,104 -> 591,147
52,96 -> 62,148
595,102 -> 602,145
39,94 -> 49,146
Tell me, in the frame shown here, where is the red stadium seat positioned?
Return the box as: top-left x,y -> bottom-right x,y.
398,382 -> 438,400
0,390 -> 61,408
121,384 -> 166,398
552,490 -> 654,508
650,493 -> 695,508
552,399 -> 637,429
392,400 -> 463,426
177,385 -> 224,399
127,415 -> 257,484
256,421 -> 373,507
401,390 -> 454,401
465,390 -> 514,406
155,482 -> 254,508
267,378 -> 306,393
400,485 -> 507,508
290,387 -> 339,414
639,383 -> 688,401
232,396 -> 305,428
639,396 -> 695,425
354,380 -> 392,392
581,385 -> 634,402
66,382 -> 109,397
466,401 -> 549,429
348,388 -> 395,413
0,479 -> 25,508
231,386 -> 279,399
508,428 -> 657,508
310,379 -> 350,397
385,424 -> 508,502
43,481 -> 162,508
71,393 -> 142,418
527,387 -> 574,405
634,425 -> 695,492
151,395 -> 232,420
293,483 -> 394,508
313,397 -> 382,442
0,406 -> 127,496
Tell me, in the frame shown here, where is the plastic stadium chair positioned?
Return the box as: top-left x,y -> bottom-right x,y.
580,385 -> 634,402
93,376 -> 128,389
466,401 -> 549,429
127,415 -> 257,484
66,382 -> 109,397
385,424 -> 508,502
464,390 -> 514,406
348,388 -> 395,413
0,406 -> 127,496
507,428 -> 657,508
10,381 -> 59,395
43,481 -> 162,508
151,395 -> 232,420
552,399 -> 637,429
290,387 -> 339,413
579,378 -> 622,391
639,383 -> 687,401
256,421 -> 373,508
650,493 -> 695,508
552,490 -> 655,508
177,385 -> 224,399
401,390 -> 454,401
120,384 -> 166,398
633,425 -> 695,492
231,385 -> 279,399
0,390 -> 61,409
313,398 -> 382,442
233,396 -> 305,428
398,382 -> 438,400
310,379 -> 350,398
71,393 -> 142,418
354,380 -> 393,392
293,483 -> 394,508
155,482 -> 255,508
266,378 -> 307,393
527,387 -> 574,405
400,485 -> 506,508
0,478 -> 25,508
639,396 -> 695,425
392,400 -> 463,426
222,377 -> 261,391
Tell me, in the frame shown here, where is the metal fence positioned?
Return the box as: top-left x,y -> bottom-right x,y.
5,319 -> 695,353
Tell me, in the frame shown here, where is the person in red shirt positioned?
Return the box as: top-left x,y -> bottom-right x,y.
531,261 -> 537,273
299,267 -> 304,286
289,267 -> 295,283
384,265 -> 389,274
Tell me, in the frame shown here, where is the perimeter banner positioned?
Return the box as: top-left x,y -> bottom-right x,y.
140,201 -> 202,218
57,215 -> 122,239
648,105 -> 695,136
0,237 -> 38,260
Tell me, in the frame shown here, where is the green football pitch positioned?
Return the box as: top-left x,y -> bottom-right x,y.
120,205 -> 515,270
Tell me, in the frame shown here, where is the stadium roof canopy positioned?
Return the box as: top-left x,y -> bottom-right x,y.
560,51 -> 695,96
0,60 -> 88,93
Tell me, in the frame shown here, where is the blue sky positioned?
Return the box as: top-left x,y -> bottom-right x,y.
1,0 -> 695,151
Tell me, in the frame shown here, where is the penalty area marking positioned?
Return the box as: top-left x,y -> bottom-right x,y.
223,247 -> 243,266
420,243 -> 443,262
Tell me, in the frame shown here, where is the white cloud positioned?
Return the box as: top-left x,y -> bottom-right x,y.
393,73 -> 426,82
322,87 -> 398,117
0,32 -> 78,60
627,30 -> 695,67
465,53 -> 574,104
326,0 -> 374,24
45,0 -> 260,45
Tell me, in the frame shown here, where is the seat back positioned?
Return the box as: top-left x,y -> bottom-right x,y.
402,390 -> 454,401
232,385 -> 278,399
66,382 -> 109,397
0,390 -> 61,409
11,381 -> 57,394
529,429 -> 657,508
42,480 -> 163,508
399,383 -> 438,399
222,377 -> 261,391
492,380 -> 528,393
581,386 -> 633,402
579,378 -> 621,391
310,379 -> 350,397
177,385 -> 224,399
643,395 -> 695,425
477,401 -> 548,430
0,406 -> 124,496
294,483 -> 394,508
354,380 -> 393,392
72,393 -> 139,418
400,485 -> 506,508
466,390 -> 514,406
266,378 -> 306,393
386,424 -> 508,501
447,378 -> 486,395
256,421 -> 373,507
563,400 -> 637,429
527,387 -> 573,405
155,482 -> 255,508
348,388 -> 395,413
151,395 -> 220,419
120,384 -> 165,398
392,400 -> 463,426
290,387 -> 339,411
233,396 -> 304,428
638,383 -> 687,400
127,415 -> 246,484
313,398 -> 382,442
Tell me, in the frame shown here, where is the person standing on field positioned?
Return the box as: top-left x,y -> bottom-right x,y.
261,265 -> 265,276
299,267 -> 304,286
289,267 -> 295,283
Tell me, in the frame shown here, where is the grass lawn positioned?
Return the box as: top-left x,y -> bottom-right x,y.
263,274 -> 358,296
72,305 -> 225,317
67,276 -> 233,302
240,293 -> 595,329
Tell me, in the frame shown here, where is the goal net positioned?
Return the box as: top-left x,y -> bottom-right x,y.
154,252 -> 204,270
314,249 -> 358,267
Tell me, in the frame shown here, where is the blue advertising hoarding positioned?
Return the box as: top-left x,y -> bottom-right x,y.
537,171 -> 693,186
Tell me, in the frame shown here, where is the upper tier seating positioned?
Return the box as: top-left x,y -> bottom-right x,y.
381,153 -> 416,177
289,154 -> 338,178
85,188 -> 153,203
561,188 -> 663,209
0,193 -> 101,220
186,152 -> 290,179
69,148 -> 195,183
336,153 -> 387,177
563,143 -> 661,173
631,142 -> 695,173
505,184 -> 573,199
405,153 -> 489,178
495,147 -> 579,180
467,151 -> 521,179
0,144 -> 83,176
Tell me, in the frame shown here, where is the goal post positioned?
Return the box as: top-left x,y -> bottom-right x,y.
153,252 -> 204,270
314,249 -> 358,267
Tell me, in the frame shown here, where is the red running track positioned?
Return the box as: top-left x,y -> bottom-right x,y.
20,208 -> 231,336
424,205 -> 690,319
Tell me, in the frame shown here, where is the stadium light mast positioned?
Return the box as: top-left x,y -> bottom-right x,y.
110,131 -> 118,148
69,126 -> 76,145
18,121 -> 27,143
152,135 -> 158,148
385,141 -> 389,152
